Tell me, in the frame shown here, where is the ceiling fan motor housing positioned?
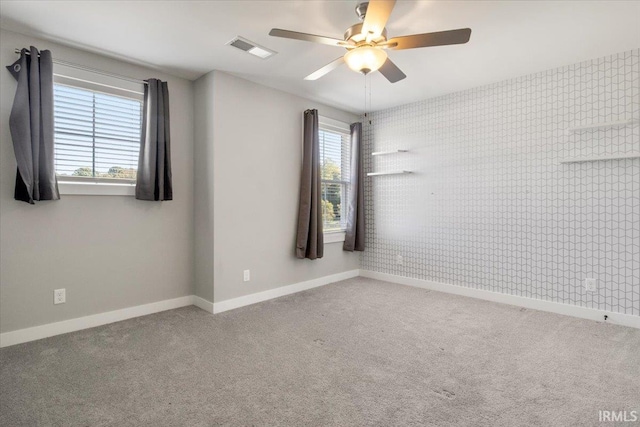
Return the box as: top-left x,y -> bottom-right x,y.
344,23 -> 387,45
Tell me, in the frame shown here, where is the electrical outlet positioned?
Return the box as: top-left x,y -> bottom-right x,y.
54,288 -> 66,305
585,278 -> 597,293
243,270 -> 250,282
396,255 -> 403,266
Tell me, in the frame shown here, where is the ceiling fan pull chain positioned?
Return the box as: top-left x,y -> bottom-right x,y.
363,73 -> 368,125
368,73 -> 372,124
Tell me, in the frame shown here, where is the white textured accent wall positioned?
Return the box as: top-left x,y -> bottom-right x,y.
362,49 -> 640,316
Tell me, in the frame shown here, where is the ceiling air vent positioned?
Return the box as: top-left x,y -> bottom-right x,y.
227,36 -> 276,59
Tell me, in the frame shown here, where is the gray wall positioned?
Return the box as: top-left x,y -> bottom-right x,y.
0,30 -> 195,333
194,71 -> 360,303
361,49 -> 640,316
193,73 -> 215,302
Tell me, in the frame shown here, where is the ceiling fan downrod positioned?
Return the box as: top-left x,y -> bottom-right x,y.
355,2 -> 369,21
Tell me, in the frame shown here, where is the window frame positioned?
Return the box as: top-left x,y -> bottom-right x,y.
318,116 -> 351,243
53,63 -> 145,196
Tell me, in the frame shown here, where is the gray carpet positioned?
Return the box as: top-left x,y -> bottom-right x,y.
1,277 -> 639,426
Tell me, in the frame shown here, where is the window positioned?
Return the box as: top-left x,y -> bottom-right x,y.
319,117 -> 351,238
52,63 -> 144,195
54,85 -> 142,181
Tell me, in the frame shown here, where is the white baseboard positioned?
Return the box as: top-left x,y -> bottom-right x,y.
193,295 -> 214,313
360,270 -> 640,329
213,269 -> 360,314
0,295 -> 194,348
7,268 -> 631,348
0,270 -> 360,348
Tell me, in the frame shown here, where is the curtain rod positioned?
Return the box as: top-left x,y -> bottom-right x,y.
14,48 -> 148,86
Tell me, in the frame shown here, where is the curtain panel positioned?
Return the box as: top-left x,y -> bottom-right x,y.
343,122 -> 365,252
295,109 -> 323,259
136,79 -> 173,201
6,46 -> 59,204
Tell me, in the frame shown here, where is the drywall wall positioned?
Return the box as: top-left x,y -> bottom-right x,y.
193,73 -> 214,303
0,29 -> 195,333
194,71 -> 360,303
362,49 -> 640,316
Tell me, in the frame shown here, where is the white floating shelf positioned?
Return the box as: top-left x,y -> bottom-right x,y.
371,149 -> 408,156
567,119 -> 633,133
367,170 -> 413,177
560,152 -> 640,164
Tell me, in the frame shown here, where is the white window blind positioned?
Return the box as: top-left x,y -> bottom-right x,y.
319,121 -> 351,233
53,84 -> 143,181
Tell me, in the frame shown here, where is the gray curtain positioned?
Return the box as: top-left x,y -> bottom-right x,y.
343,122 -> 365,252
6,46 -> 59,204
136,79 -> 172,201
295,109 -> 323,259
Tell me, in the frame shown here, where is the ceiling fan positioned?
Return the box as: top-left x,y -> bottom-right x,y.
269,0 -> 471,83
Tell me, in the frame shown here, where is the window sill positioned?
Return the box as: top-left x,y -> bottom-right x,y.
324,231 -> 346,244
58,181 -> 135,196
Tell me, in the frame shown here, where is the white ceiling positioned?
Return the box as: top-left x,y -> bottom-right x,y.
1,1 -> 639,113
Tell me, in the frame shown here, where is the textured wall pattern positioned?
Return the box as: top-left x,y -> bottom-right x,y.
361,49 -> 640,316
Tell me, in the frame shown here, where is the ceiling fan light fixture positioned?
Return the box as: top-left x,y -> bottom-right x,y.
344,46 -> 387,75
